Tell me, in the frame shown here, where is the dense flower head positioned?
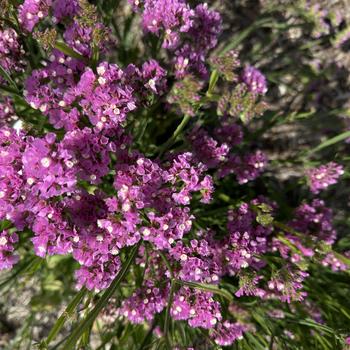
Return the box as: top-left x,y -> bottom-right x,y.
214,118 -> 243,147
59,127 -> 112,184
22,133 -> 77,198
25,56 -> 166,131
0,98 -> 19,127
266,266 -> 309,303
63,20 -> 110,58
218,150 -> 267,184
290,199 -> 337,245
74,62 -> 137,130
211,321 -> 247,346
0,29 -> 26,78
0,128 -> 26,223
18,0 -> 52,32
188,126 -> 230,168
241,66 -> 268,95
29,200 -> 74,257
0,230 -> 19,270
24,49 -> 85,130
52,0 -> 80,23
120,280 -> 168,323
141,0 -> 193,49
306,162 -> 344,194
321,252 -> 349,271
226,199 -> 273,272
130,0 -> 221,77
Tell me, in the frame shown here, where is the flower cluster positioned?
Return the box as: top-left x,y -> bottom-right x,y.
0,230 -> 19,270
25,54 -> 166,131
18,0 -> 52,32
188,120 -> 267,184
0,28 -> 26,80
241,66 -> 268,95
306,162 -> 344,194
0,98 -> 19,127
130,0 -> 222,77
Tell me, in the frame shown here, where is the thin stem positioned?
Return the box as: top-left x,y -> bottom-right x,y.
53,42 -> 89,64
163,279 -> 176,349
61,242 -> 141,350
158,250 -> 174,279
40,288 -> 87,349
158,115 -> 191,157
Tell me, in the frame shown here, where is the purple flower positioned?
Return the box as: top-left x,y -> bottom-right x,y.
218,150 -> 267,184
18,0 -> 52,32
52,0 -> 80,22
211,321 -> 247,346
188,126 -> 230,169
141,0 -> 193,49
290,199 -> 337,245
241,66 -> 268,95
0,29 -> 26,79
306,162 -> 344,194
0,98 -> 19,127
0,230 -> 19,270
120,280 -> 168,323
22,133 -> 77,198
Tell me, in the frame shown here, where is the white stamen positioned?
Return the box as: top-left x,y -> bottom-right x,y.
41,157 -> 51,168
98,77 -> 106,85
180,254 -> 188,261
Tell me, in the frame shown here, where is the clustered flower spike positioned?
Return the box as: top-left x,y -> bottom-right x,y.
0,28 -> 26,80
0,230 -> 19,269
306,162 -> 344,194
130,0 -> 222,77
18,0 -> 52,32
241,65 -> 268,95
0,98 -> 19,127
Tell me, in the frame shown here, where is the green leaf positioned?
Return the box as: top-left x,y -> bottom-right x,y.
0,64 -> 19,92
0,219 -> 12,231
40,288 -> 87,349
307,130 -> 350,156
333,252 -> 350,267
175,280 -> 233,302
62,242 -> 141,350
163,279 -> 176,348
220,18 -> 274,54
53,42 -> 89,63
207,69 -> 219,96
0,256 -> 42,291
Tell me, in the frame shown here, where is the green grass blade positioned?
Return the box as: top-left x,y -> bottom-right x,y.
220,18 -> 274,54
0,64 -> 19,92
306,130 -> 350,156
53,42 -> 89,63
40,287 -> 87,348
61,242 -> 141,350
175,280 -> 233,302
163,279 -> 176,349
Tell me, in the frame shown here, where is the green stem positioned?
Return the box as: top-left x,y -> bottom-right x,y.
304,130 -> 350,157
158,115 -> 191,157
53,42 -> 89,64
40,288 -> 87,349
61,242 -> 141,350
158,250 -> 174,279
163,279 -> 176,349
0,65 -> 19,92
175,280 -> 233,302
